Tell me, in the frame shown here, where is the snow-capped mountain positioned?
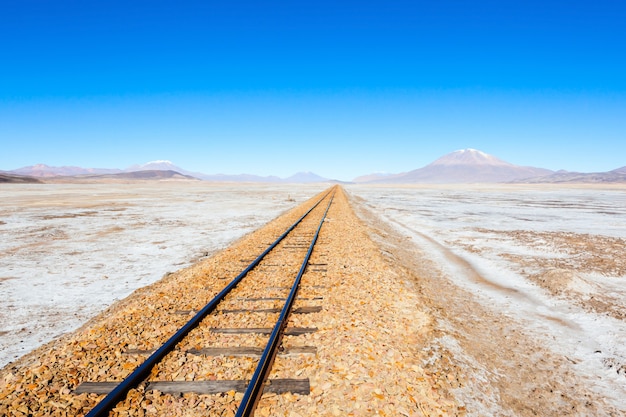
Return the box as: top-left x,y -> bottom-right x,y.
364,149 -> 554,183
428,148 -> 511,167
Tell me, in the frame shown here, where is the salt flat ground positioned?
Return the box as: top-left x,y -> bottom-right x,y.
0,182 -> 326,368
348,183 -> 626,413
2,182 -> 626,413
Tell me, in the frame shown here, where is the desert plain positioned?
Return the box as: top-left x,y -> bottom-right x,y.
1,182 -> 625,415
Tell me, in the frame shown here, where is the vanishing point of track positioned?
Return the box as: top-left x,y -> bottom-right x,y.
80,186 -> 337,416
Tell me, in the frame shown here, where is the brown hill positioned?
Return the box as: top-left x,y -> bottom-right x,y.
44,170 -> 199,183
0,173 -> 43,183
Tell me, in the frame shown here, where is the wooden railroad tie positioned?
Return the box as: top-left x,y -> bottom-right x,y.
75,379 -> 310,395
124,346 -> 317,356
187,346 -> 317,356
265,285 -> 326,290
239,296 -> 323,302
220,306 -> 322,314
210,327 -> 317,335
174,306 -> 322,315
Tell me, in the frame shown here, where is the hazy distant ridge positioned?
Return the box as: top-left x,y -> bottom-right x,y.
513,169 -> 626,184
7,161 -> 335,183
7,153 -> 625,184
11,164 -> 122,177
352,172 -> 397,183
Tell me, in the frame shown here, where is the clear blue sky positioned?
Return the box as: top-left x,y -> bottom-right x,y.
1,0 -> 625,180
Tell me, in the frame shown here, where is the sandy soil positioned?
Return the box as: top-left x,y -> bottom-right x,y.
348,184 -> 626,415
489,230 -> 626,320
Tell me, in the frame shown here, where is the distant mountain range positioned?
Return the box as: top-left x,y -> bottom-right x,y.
511,167 -> 626,184
10,163 -> 122,178
2,151 -> 624,184
2,161 -> 338,183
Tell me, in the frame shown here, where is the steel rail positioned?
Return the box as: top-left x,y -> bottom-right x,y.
86,188 -> 334,417
235,188 -> 335,417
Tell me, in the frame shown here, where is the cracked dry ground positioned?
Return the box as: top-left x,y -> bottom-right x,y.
1,185 -> 615,416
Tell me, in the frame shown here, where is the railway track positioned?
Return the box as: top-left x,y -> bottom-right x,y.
77,186 -> 337,416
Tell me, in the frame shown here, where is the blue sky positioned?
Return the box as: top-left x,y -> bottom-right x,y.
1,0 -> 625,180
